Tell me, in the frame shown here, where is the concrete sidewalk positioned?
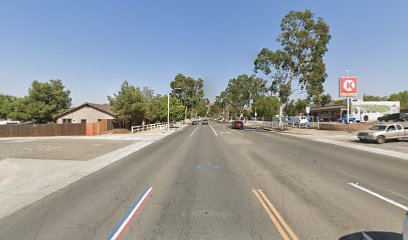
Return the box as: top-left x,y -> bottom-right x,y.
0,125 -> 186,219
274,127 -> 408,161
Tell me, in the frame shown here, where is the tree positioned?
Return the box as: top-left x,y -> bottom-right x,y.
170,97 -> 185,121
363,94 -> 387,101
388,91 -> 407,109
217,90 -> 232,119
108,81 -> 146,128
254,96 -> 279,120
225,75 -> 251,117
170,74 -> 205,120
362,91 -> 407,109
145,95 -> 167,123
248,75 -> 268,109
0,94 -> 17,120
284,99 -> 308,116
222,74 -> 267,118
254,10 -> 331,128
142,87 -> 155,102
22,79 -> 72,123
284,100 -> 297,116
320,94 -> 332,107
196,98 -> 210,117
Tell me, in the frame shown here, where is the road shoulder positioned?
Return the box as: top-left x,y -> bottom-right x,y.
0,126 -> 185,219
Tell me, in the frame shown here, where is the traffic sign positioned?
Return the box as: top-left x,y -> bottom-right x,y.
339,77 -> 358,97
305,106 -> 310,114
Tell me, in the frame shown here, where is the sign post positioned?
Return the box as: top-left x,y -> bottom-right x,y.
339,72 -> 358,124
306,106 -> 310,124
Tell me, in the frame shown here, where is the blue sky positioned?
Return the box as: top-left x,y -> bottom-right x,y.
0,0 -> 407,105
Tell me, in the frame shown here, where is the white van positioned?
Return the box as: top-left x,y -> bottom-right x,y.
0,120 -> 21,125
287,116 -> 308,125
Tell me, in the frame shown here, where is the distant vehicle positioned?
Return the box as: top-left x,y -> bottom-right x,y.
338,117 -> 357,123
192,120 -> 197,125
357,124 -> 408,144
202,119 -> 208,125
0,120 -> 21,125
217,117 -> 227,122
377,113 -> 406,122
232,120 -> 244,130
287,116 -> 308,125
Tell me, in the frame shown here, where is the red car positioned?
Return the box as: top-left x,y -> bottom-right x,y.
232,120 -> 244,130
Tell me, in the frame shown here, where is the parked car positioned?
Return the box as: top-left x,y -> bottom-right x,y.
202,119 -> 208,125
357,124 -> 408,144
232,120 -> 244,130
287,116 -> 308,125
338,117 -> 357,123
192,120 -> 197,125
377,113 -> 405,122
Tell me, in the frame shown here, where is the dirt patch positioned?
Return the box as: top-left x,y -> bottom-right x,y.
0,139 -> 137,161
111,128 -> 131,134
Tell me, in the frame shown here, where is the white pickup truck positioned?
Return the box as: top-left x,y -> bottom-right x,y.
357,124 -> 408,144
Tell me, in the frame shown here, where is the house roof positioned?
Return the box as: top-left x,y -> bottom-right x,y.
54,102 -> 115,119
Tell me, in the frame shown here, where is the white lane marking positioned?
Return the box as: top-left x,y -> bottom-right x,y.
348,183 -> 408,211
190,127 -> 198,136
230,129 -> 244,136
209,125 -> 218,137
362,232 -> 374,240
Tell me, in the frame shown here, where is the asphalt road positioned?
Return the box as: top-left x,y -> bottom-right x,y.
0,121 -> 407,240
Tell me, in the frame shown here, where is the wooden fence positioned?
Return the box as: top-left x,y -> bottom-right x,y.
0,123 -> 86,137
0,119 -> 114,137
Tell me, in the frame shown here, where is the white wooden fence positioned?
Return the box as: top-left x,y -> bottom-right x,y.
131,122 -> 181,133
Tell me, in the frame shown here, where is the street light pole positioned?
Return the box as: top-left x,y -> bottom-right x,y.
167,94 -> 170,132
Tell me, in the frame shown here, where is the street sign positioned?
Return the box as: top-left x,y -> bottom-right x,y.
305,106 -> 310,114
339,77 -> 358,97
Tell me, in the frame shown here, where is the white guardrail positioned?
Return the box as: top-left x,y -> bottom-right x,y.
131,122 -> 181,133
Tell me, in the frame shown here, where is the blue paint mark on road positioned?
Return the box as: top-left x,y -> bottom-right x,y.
196,164 -> 221,170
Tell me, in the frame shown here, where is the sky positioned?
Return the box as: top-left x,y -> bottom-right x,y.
0,0 -> 407,106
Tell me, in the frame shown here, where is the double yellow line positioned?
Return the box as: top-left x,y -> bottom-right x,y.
252,189 -> 299,240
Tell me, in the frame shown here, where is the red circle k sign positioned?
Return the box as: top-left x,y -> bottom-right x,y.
339,77 -> 358,97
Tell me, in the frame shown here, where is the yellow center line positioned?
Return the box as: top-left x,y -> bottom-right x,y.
252,189 -> 290,240
257,189 -> 299,240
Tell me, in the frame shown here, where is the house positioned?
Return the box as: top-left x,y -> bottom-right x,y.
54,102 -> 115,124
